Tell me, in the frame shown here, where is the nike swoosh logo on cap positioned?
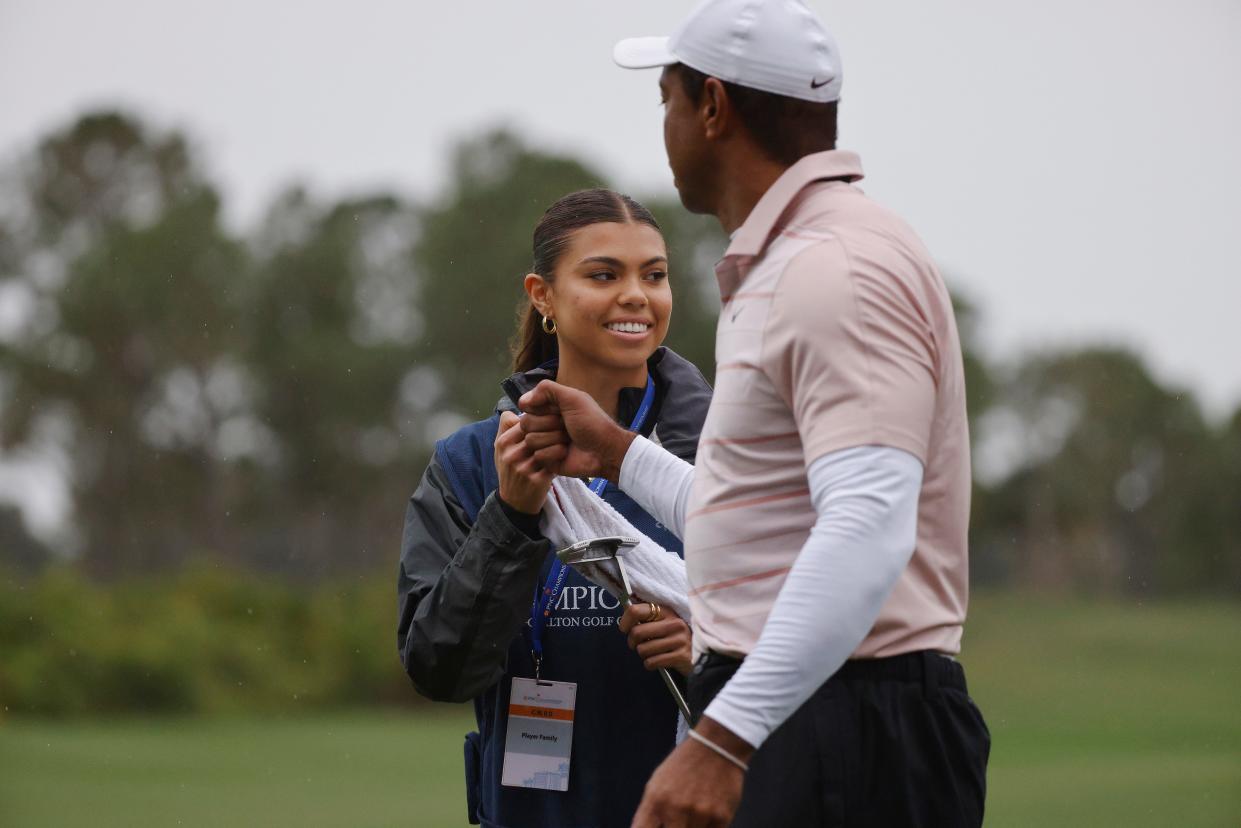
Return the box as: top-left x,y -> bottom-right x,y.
810,77 -> 832,89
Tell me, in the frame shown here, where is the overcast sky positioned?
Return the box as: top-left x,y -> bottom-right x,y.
2,0 -> 1240,427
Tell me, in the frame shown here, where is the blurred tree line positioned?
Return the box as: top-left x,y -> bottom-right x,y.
1,111 -> 1239,598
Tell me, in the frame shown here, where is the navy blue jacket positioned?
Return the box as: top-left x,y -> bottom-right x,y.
398,348 -> 711,827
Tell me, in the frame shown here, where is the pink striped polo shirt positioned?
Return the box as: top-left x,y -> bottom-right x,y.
685,149 -> 971,660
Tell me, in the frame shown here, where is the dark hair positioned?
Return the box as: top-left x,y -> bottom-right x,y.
511,189 -> 662,372
670,64 -> 838,166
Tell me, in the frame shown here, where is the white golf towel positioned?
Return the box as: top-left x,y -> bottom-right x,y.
539,475 -> 692,741
538,476 -> 690,622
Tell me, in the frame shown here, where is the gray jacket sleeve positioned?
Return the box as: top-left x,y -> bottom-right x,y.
397,456 -> 548,703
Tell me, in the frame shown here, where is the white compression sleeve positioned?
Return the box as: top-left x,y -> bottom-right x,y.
701,445 -> 924,749
617,435 -> 695,539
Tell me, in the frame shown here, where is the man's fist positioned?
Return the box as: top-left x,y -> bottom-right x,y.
517,380 -> 637,481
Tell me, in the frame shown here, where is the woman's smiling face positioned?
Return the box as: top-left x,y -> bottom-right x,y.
529,220 -> 672,375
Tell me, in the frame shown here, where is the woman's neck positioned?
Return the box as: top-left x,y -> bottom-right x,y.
555,357 -> 649,422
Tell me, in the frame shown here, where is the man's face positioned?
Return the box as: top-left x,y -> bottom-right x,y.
659,67 -> 714,215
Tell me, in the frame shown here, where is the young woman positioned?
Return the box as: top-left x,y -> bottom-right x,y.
397,189 -> 711,828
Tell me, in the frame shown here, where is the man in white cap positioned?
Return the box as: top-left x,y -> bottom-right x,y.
518,0 -> 989,825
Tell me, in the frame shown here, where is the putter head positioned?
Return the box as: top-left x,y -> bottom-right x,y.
555,535 -> 639,566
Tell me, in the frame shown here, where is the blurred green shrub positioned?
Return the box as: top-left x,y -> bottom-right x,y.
0,566 -> 415,717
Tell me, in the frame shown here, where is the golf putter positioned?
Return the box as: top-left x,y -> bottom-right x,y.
556,536 -> 693,722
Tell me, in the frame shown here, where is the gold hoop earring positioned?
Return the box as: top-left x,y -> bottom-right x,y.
542,316 -> 557,335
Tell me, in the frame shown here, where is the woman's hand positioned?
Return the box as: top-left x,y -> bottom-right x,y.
494,411 -> 554,516
618,602 -> 693,676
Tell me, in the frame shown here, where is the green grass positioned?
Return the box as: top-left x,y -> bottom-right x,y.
965,593 -> 1241,827
2,594 -> 1239,827
0,709 -> 477,827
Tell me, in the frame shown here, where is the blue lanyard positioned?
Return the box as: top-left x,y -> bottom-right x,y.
529,375 -> 656,678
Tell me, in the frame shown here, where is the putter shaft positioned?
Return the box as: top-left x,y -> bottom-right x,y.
615,555 -> 693,722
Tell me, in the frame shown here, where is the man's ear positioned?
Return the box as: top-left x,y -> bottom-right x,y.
701,77 -> 730,140
524,273 -> 552,317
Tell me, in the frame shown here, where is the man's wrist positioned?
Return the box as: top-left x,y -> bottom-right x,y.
695,716 -> 756,765
603,428 -> 638,482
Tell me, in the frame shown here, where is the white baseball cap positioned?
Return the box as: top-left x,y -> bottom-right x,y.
613,0 -> 842,104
